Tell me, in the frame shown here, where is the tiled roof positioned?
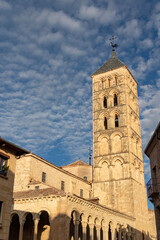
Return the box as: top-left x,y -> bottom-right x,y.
62,159 -> 90,167
92,52 -> 125,76
13,187 -> 65,199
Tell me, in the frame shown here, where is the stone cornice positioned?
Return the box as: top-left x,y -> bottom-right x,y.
66,194 -> 135,221
13,191 -> 135,221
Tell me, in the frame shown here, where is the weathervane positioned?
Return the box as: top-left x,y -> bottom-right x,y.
88,147 -> 92,165
109,35 -> 118,51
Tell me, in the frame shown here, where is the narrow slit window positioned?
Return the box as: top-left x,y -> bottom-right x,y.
0,155 -> 9,177
103,97 -> 107,108
61,181 -> 65,191
0,201 -> 3,224
42,172 -> 46,183
80,189 -> 83,198
114,94 -> 118,106
115,114 -> 119,127
104,117 -> 108,129
115,75 -> 118,85
108,79 -> 110,87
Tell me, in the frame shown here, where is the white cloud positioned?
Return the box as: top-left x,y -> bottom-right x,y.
0,0 -> 11,10
79,4 -> 119,25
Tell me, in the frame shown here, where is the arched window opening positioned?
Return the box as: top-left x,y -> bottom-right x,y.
103,96 -> 107,108
100,227 -> 103,240
9,214 -> 20,240
114,94 -> 118,106
108,224 -> 112,240
115,115 -> 119,128
38,211 -> 50,240
108,78 -> 111,87
23,213 -> 34,240
104,117 -> 108,130
115,75 -> 118,85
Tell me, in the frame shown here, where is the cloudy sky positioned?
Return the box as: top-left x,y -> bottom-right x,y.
0,0 -> 160,186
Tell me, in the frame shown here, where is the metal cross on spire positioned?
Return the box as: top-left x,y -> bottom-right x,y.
109,35 -> 118,51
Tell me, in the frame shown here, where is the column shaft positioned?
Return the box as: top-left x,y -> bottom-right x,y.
97,228 -> 100,240
82,223 -> 87,240
33,218 -> 39,240
74,221 -> 79,240
19,223 -> 24,240
89,226 -> 94,240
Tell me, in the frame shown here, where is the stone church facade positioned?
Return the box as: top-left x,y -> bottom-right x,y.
8,50 -> 156,240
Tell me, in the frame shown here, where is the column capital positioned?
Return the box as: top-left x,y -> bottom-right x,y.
96,224 -> 101,230
102,226 -> 108,232
19,218 -> 25,226
89,223 -> 94,230
81,221 -> 87,228
73,219 -> 80,225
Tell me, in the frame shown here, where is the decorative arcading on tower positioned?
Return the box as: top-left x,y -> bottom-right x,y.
91,47 -> 150,231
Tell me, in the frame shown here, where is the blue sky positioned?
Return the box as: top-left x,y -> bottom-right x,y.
0,0 -> 160,189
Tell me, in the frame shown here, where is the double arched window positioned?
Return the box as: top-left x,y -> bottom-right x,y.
114,94 -> 118,106
103,96 -> 107,108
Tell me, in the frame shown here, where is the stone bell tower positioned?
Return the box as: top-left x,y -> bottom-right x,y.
91,45 -> 150,229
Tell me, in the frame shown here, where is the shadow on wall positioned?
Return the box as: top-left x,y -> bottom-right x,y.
9,209 -> 153,240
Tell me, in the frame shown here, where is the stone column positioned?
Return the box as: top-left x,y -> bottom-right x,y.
96,225 -> 101,240
111,229 -> 116,240
33,217 -> 40,240
19,219 -> 25,240
74,220 -> 79,240
118,229 -> 121,240
82,222 -> 87,240
89,224 -> 94,240
127,233 -> 131,240
122,231 -> 126,240
102,227 -> 108,240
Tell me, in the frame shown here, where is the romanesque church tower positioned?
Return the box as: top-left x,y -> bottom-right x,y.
91,48 -> 150,230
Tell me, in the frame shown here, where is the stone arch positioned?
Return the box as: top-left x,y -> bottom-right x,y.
131,134 -> 137,155
37,211 -> 50,240
109,88 -> 120,96
86,215 -> 93,240
9,213 -> 20,240
112,159 -> 123,180
38,208 -> 51,219
99,161 -> 109,181
111,131 -> 123,154
99,136 -> 109,155
109,109 -> 122,118
70,209 -> 80,221
98,113 -> 109,131
112,156 -> 124,165
23,212 -> 34,240
69,210 -> 80,240
108,221 -> 113,240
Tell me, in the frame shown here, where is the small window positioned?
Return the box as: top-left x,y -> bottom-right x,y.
80,189 -> 83,198
42,172 -> 46,183
103,96 -> 107,108
108,78 -> 110,87
83,176 -> 87,181
104,117 -> 108,130
0,155 -> 9,177
61,181 -> 65,191
115,114 -> 119,127
0,201 -> 3,226
35,186 -> 39,190
115,75 -> 118,85
114,94 -> 118,106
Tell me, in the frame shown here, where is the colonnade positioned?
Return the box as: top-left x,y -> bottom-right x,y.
9,211 -> 50,240
69,211 -> 135,240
